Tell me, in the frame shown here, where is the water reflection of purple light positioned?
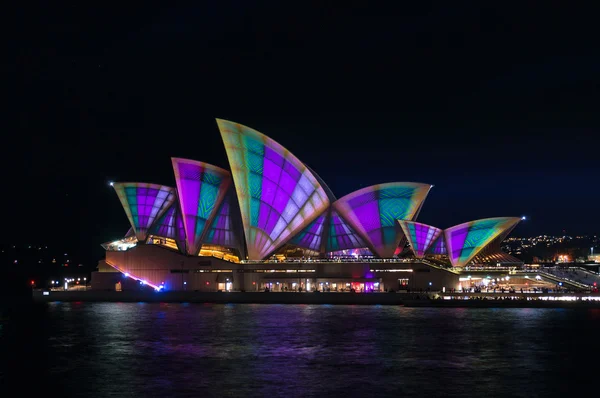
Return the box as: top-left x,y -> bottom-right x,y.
35,303 -> 597,396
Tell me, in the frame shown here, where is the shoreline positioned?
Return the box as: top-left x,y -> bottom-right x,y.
31,290 -> 600,308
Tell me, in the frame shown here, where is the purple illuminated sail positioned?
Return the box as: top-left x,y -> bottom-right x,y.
148,203 -> 186,250
444,217 -> 521,267
217,119 -> 330,260
203,192 -> 241,250
172,158 -> 232,255
326,209 -> 367,252
332,183 -> 432,258
398,221 -> 442,258
112,183 -> 176,242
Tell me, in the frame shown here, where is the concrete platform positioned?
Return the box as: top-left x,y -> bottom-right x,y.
33,290 -> 411,305
31,290 -> 600,308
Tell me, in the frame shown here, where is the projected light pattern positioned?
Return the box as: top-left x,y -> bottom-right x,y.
204,193 -> 239,248
327,210 -> 367,252
105,259 -> 161,291
172,158 -> 232,256
444,217 -> 521,267
288,213 -> 326,252
398,221 -> 442,258
113,183 -> 176,242
333,183 -> 432,258
149,203 -> 185,243
217,119 -> 330,260
106,120 -> 523,266
427,235 -> 447,255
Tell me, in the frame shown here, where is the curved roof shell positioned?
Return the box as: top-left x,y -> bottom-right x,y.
113,182 -> 176,242
217,119 -> 330,260
172,158 -> 232,255
332,182 -> 432,258
202,190 -> 242,251
426,235 -> 447,255
148,202 -> 186,251
444,217 -> 521,267
398,221 -> 443,258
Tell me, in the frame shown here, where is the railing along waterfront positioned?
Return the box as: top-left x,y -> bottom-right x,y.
240,258 -> 420,264
533,270 -> 592,290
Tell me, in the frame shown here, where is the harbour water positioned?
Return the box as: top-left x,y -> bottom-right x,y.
2,302 -> 599,397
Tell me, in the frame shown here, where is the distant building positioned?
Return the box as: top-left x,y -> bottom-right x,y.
94,119 -> 521,292
588,254 -> 600,263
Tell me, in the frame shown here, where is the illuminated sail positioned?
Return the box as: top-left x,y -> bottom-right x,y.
172,158 -> 232,255
113,183 -> 176,242
398,221 -> 442,258
444,217 -> 521,267
217,119 -> 330,260
333,183 -> 432,258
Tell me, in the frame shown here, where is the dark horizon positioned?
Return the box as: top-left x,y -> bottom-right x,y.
6,3 -> 600,267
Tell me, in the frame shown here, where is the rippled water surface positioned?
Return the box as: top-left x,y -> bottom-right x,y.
2,303 -> 600,397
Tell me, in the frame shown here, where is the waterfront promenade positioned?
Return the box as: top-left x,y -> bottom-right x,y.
31,290 -> 600,308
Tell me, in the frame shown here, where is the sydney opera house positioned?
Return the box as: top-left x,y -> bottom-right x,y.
93,119 -> 522,292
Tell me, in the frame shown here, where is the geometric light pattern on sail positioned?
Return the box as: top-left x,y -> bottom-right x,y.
398,221 -> 442,258
427,235 -> 447,255
203,193 -> 240,249
148,203 -> 186,243
326,209 -> 367,253
112,183 -> 176,242
333,182 -> 432,258
217,119 -> 330,260
287,212 -> 326,252
172,158 -> 232,256
444,217 -> 521,267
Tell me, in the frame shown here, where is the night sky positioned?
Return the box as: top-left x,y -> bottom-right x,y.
7,3 -> 600,265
